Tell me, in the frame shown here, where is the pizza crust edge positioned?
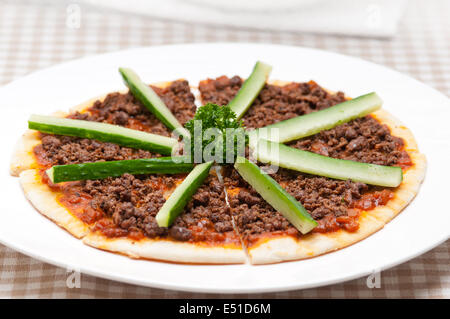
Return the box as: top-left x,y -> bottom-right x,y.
19,169 -> 90,239
83,231 -> 246,264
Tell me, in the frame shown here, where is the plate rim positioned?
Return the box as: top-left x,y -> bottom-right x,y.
1,42 -> 449,294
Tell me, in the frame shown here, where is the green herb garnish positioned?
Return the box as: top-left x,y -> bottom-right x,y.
184,103 -> 247,164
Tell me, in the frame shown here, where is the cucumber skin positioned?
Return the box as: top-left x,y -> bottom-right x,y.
256,139 -> 403,187
228,61 -> 272,120
29,115 -> 177,155
156,161 -> 213,227
251,92 -> 382,143
119,68 -> 183,131
234,157 -> 317,234
47,157 -> 193,183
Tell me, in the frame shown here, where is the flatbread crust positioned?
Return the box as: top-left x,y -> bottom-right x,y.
10,79 -> 426,265
10,81 -> 246,264
246,109 -> 427,264
83,231 -> 245,264
19,169 -> 90,238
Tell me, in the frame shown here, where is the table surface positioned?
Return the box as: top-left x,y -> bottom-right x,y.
0,0 -> 448,298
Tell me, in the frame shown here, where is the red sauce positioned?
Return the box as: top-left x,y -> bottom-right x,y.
33,142 -> 52,169
351,189 -> 394,211
92,218 -> 128,238
313,209 -> 360,233
311,190 -> 394,234
395,152 -> 413,170
59,194 -> 103,225
247,228 -> 299,246
161,218 -> 238,246
38,170 -> 105,225
126,118 -> 153,132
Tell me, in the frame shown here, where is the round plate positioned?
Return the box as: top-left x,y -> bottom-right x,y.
0,43 -> 448,293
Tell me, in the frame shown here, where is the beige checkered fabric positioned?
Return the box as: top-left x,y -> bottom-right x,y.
0,0 -> 448,298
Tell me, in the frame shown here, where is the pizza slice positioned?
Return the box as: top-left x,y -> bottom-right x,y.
200,76 -> 426,264
82,167 -> 245,264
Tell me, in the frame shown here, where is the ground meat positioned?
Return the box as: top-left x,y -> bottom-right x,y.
273,169 -> 368,217
199,75 -> 243,106
82,172 -> 233,242
35,80 -> 196,167
169,226 -> 192,241
222,167 -> 297,243
199,76 -> 346,129
84,173 -> 169,238
289,116 -> 410,166
80,79 -> 196,135
171,174 -> 234,241
35,136 -> 157,166
273,169 -> 369,233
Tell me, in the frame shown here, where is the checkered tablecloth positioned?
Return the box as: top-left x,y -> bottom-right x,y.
0,0 -> 448,298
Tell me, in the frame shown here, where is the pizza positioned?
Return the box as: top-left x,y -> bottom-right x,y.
10,63 -> 426,265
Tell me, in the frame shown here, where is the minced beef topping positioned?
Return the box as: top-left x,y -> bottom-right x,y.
85,80 -> 196,136
223,167 -> 300,243
83,172 -> 234,242
199,76 -> 346,129
289,116 -> 411,167
171,172 -> 235,242
36,135 -> 157,166
201,76 -> 411,241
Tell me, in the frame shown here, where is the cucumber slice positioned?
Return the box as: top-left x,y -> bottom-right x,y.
29,114 -> 177,155
228,61 -> 272,120
119,68 -> 184,132
156,161 -> 213,227
255,139 -> 403,187
234,156 -> 317,234
250,92 -> 382,143
46,157 -> 193,183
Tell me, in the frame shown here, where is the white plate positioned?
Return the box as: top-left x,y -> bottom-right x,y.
0,43 -> 449,293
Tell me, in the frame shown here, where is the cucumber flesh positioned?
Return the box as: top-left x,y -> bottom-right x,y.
119,68 -> 185,133
228,61 -> 272,120
46,157 -> 193,183
156,161 -> 213,227
28,114 -> 177,155
250,92 -> 382,143
255,139 -> 403,187
234,156 -> 317,234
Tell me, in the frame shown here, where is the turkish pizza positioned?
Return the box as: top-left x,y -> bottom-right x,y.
10,63 -> 426,264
